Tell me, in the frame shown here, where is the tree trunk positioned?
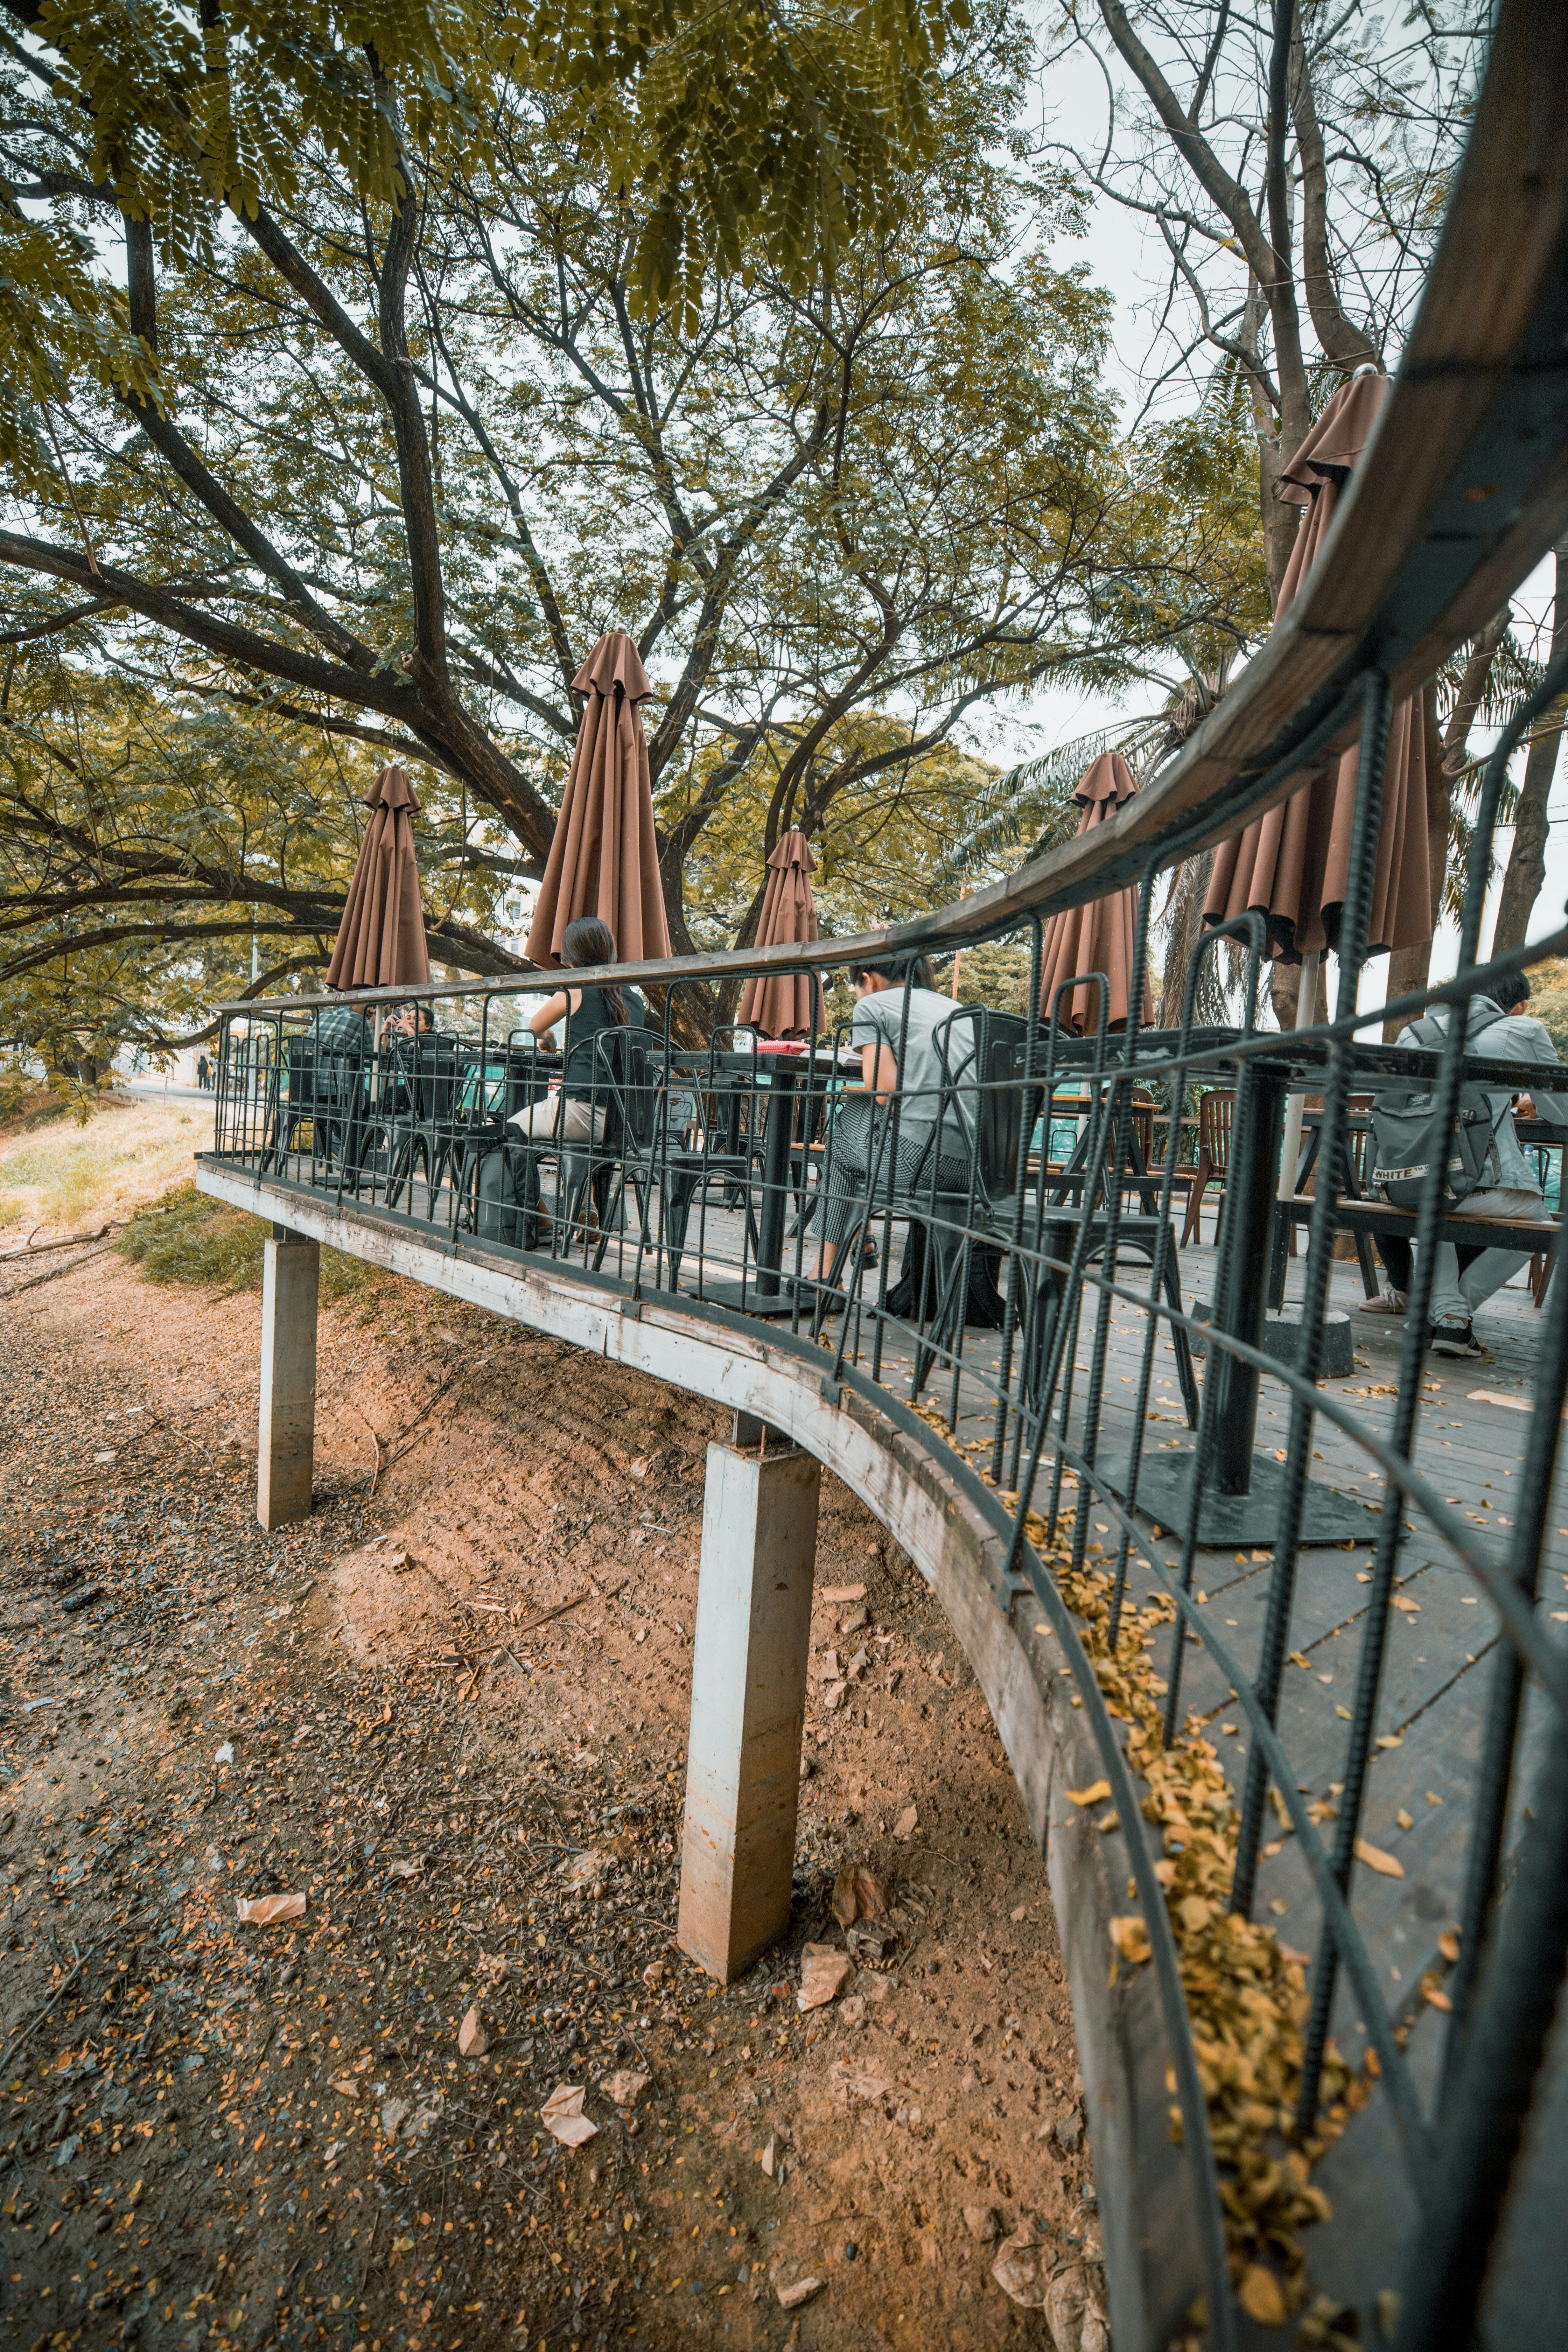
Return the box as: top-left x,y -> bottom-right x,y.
1240,276 -> 1295,609
1383,689 -> 1450,1037
1379,612 -> 1514,1035
1158,850 -> 1214,1023
1491,542 -> 1568,955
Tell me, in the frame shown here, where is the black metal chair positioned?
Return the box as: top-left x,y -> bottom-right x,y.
263,1032 -> 367,1176
474,1028 -> 637,1259
384,1032 -> 463,1212
903,1008 -> 1032,1393
444,1040 -> 558,1225
637,1049 -> 764,1291
574,1035 -> 763,1292
261,1036 -> 320,1172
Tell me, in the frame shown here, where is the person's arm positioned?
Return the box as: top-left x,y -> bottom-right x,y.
527,989 -> 572,1044
859,1037 -> 898,1097
1517,1019 -> 1568,1126
852,1001 -> 899,1100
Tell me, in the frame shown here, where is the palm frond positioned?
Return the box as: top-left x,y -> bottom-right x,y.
930,718 -> 1160,896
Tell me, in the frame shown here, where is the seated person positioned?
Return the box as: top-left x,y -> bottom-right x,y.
1385,968 -> 1568,1357
382,1003 -> 435,1118
1363,1226 -> 1481,1316
314,995 -> 375,1175
476,917 -> 645,1240
812,954 -> 973,1289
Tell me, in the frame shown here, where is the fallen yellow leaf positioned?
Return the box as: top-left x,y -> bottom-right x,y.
1354,1838 -> 1405,1879
1110,1914 -> 1151,1965
1238,2263 -> 1287,2325
1066,1780 -> 1111,1807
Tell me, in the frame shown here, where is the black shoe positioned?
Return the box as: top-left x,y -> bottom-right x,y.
1430,1317 -> 1484,1358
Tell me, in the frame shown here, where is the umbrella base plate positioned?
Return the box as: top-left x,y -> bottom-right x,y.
1112,1449 -> 1379,1548
692,1277 -> 812,1318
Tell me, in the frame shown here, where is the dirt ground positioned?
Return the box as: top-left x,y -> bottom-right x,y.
1,1208 -> 1102,2351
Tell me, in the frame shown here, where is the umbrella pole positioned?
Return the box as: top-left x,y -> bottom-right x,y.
1133,943 -> 1365,1542
1276,950 -> 1320,1200
1271,951 -> 1320,1305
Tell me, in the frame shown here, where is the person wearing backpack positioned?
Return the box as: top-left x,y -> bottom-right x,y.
1370,971 -> 1568,1356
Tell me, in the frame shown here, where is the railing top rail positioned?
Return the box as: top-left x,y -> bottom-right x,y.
216,0 -> 1568,1024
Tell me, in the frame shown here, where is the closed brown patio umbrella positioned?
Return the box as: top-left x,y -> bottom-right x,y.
738,828 -> 820,1038
1037,753 -> 1155,1032
324,764 -> 431,989
1203,374 -> 1432,961
525,632 -> 672,968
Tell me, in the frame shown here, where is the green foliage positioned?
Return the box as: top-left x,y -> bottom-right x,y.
4,0 -> 966,487
118,1183 -> 267,1290
931,935 -> 1034,1013
2,0 -> 1273,1043
0,644 -> 522,1062
118,1179 -> 378,1300
1525,959 -> 1568,1058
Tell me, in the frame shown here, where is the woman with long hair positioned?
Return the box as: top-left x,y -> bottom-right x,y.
476,916 -> 643,1241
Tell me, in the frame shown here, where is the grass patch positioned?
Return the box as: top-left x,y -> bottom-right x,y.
118,1182 -> 388,1306
4,1130 -> 147,1226
119,1182 -> 268,1291
0,1097 -> 198,1236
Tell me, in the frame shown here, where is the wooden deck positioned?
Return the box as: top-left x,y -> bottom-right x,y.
827,1233 -> 1567,2113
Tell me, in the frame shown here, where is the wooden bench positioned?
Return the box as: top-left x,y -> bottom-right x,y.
1274,1194 -> 1559,1303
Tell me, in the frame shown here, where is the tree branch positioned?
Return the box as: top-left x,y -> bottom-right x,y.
1289,13 -> 1382,371
121,219 -> 378,673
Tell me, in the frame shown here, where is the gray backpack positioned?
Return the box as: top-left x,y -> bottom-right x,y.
1369,1003 -> 1507,1208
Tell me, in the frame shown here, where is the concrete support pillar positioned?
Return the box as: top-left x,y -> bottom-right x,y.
258,1226 -> 319,1530
678,1425 -> 820,1983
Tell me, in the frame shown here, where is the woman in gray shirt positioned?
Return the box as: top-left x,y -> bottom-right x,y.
812,955 -> 973,1291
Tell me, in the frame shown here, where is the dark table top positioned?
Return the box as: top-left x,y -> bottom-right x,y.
1045,1027 -> 1568,1096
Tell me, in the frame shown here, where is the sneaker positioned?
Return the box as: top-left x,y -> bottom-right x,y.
1430,1318 -> 1484,1358
1359,1288 -> 1407,1315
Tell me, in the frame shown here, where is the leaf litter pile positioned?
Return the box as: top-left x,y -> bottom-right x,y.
1012,1487 -> 1405,2342
1,1243 -> 1107,2351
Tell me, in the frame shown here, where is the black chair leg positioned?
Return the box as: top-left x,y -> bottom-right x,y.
1268,1199 -> 1292,1310
912,1226 -> 968,1400
1352,1228 -> 1379,1298
386,1131 -> 426,1212
1162,1255 -> 1200,1428
660,1177 -> 700,1292
591,1172 -> 629,1273
811,1213 -> 867,1340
